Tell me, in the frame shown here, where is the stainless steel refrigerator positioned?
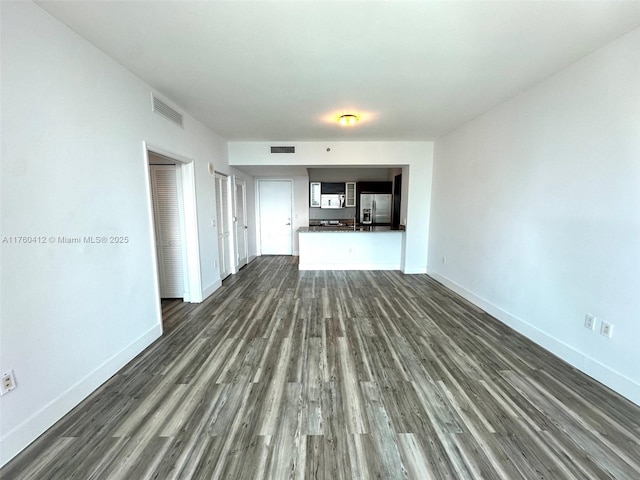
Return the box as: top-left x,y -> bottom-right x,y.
360,193 -> 392,224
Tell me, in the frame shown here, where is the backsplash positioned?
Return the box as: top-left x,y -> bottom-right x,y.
308,207 -> 356,221
309,218 -> 356,227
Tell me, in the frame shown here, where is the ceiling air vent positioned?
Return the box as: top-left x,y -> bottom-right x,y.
270,146 -> 295,154
152,94 -> 183,127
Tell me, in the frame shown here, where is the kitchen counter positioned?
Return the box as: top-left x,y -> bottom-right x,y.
298,225 -> 398,233
298,226 -> 405,270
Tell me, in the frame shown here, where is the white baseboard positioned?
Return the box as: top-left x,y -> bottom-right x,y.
0,324 -> 162,467
428,271 -> 640,406
202,257 -> 259,302
299,262 -> 401,271
402,265 -> 428,274
202,279 -> 222,301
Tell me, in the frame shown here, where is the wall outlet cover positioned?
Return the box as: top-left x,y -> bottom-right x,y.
1,369 -> 17,395
600,322 -> 613,338
584,314 -> 596,330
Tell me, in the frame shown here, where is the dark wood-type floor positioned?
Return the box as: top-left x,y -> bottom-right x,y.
3,256 -> 640,479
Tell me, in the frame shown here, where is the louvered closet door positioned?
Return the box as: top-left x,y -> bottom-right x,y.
215,173 -> 231,279
149,165 -> 184,298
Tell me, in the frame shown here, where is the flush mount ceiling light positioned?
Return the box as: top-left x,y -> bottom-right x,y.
339,114 -> 359,126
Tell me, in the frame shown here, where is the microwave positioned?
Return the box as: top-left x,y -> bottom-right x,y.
320,194 -> 344,209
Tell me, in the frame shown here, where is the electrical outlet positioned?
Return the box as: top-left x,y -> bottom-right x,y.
600,322 -> 613,338
584,314 -> 596,331
1,369 -> 16,395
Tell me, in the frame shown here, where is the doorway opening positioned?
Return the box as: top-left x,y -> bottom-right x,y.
145,144 -> 203,316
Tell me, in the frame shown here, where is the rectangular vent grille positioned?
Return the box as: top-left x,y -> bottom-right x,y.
270,146 -> 295,154
152,94 -> 183,127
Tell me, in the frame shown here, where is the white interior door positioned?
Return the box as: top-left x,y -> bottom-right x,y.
215,173 -> 232,279
234,176 -> 248,268
149,165 -> 185,298
258,179 -> 293,255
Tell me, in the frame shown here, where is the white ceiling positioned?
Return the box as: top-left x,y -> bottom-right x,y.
37,1 -> 640,142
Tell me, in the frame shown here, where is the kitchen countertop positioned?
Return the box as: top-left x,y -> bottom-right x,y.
298,225 -> 404,233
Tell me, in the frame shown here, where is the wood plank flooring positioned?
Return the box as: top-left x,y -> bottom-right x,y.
3,255 -> 640,479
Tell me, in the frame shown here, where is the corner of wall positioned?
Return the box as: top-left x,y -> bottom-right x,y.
0,325 -> 162,467
427,270 -> 640,406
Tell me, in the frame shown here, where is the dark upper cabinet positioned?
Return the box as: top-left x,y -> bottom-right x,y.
356,181 -> 392,195
320,182 -> 346,194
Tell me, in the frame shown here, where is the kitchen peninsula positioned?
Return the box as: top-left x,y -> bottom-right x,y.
298,222 -> 405,270
301,172 -> 406,270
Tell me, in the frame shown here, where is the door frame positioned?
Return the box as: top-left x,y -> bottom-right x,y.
215,172 -> 234,279
233,175 -> 248,269
144,142 -> 203,304
255,178 -> 294,256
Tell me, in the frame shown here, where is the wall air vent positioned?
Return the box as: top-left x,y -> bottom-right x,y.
152,94 -> 183,127
270,146 -> 295,154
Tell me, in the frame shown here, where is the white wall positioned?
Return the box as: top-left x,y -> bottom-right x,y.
0,2 -> 248,465
291,176 -> 310,254
429,28 -> 640,405
230,141 -> 434,273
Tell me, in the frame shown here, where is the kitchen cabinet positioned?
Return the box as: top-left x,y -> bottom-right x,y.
345,182 -> 356,207
320,182 -> 346,194
356,181 -> 393,195
310,182 -> 321,207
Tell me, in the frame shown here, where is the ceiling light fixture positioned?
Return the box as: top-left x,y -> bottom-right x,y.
339,114 -> 359,126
